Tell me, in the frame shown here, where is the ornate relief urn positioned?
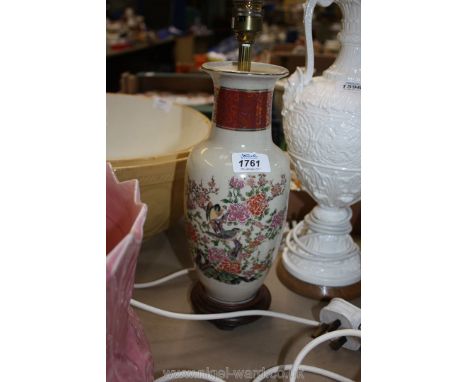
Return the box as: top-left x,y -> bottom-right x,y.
281,0 -> 361,293
184,61 -> 290,327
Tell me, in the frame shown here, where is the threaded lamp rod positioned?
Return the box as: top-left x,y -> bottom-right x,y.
238,44 -> 252,71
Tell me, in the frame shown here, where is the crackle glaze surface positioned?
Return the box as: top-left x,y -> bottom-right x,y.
184,61 -> 290,303
282,0 -> 361,287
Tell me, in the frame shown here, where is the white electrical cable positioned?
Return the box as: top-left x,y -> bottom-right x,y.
130,299 -> 320,326
252,364 -> 353,382
154,370 -> 225,382
133,268 -> 359,382
132,268 -> 320,326
290,329 -> 362,382
134,268 -> 195,289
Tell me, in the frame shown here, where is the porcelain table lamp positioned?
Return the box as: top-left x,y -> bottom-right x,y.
182,0 -> 292,331
280,0 -> 361,300
185,61 -> 290,329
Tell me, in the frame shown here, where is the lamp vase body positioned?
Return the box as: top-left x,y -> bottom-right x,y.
185,62 -> 290,303
282,0 -> 361,287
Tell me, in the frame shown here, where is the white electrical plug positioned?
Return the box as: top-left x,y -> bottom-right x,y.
319,298 -> 361,351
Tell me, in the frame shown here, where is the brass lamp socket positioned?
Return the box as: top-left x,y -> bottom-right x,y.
231,0 -> 264,71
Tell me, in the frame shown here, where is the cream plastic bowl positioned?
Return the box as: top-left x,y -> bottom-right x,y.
107,93 -> 211,238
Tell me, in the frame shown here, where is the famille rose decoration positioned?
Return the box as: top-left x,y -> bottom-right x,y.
280,0 -> 361,299
184,61 -> 290,329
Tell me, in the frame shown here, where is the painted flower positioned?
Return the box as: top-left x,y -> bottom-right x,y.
185,174 -> 288,285
229,176 -> 245,190
238,252 -> 250,260
247,194 -> 268,216
248,240 -> 260,250
253,221 -> 264,229
227,203 -> 250,223
218,260 -> 241,274
253,263 -> 267,272
243,270 -> 255,279
257,234 -> 266,242
186,222 -> 198,242
258,174 -> 267,186
246,177 -> 256,188
187,196 -> 196,210
271,209 -> 286,229
208,247 -> 226,263
208,176 -> 216,189
248,234 -> 266,250
196,193 -> 208,209
271,183 -> 283,197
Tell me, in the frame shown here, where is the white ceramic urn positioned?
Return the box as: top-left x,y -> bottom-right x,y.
185,61 -> 290,303
282,0 -> 361,288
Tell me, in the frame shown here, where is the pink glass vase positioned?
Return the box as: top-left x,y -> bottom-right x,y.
106,163 -> 154,382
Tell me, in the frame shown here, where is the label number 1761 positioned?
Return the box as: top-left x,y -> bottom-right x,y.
239,159 -> 260,168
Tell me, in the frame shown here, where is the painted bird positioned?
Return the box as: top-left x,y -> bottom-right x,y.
206,227 -> 241,240
206,202 -> 222,221
205,202 -> 226,233
228,239 -> 243,260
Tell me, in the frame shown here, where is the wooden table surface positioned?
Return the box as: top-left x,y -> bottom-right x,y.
133,219 -> 361,381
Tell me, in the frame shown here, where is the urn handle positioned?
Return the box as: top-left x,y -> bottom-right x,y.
304,0 -> 334,84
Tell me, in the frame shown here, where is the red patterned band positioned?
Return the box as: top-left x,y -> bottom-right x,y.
214,87 -> 272,131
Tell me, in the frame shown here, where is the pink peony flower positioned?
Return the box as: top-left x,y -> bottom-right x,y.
227,203 -> 250,223
229,176 -> 245,190
208,247 -> 226,263
271,209 -> 286,228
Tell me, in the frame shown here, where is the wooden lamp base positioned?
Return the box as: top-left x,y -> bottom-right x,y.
190,282 -> 271,330
277,260 -> 361,301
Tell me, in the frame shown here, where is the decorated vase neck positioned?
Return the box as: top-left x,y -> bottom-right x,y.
202,61 -> 287,132
213,87 -> 273,132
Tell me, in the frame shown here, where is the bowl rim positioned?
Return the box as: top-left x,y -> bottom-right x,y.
110,151 -> 189,170
107,93 -> 212,165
